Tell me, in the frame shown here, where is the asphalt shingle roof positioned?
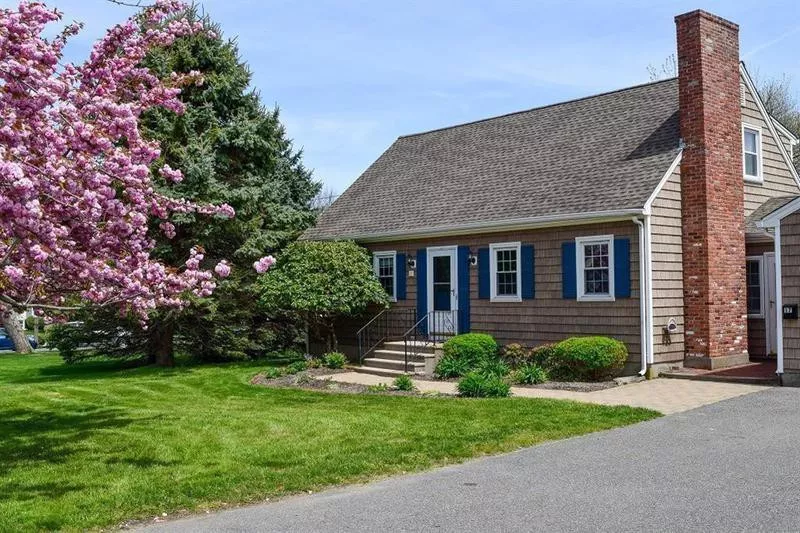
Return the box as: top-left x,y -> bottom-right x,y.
746,195 -> 799,232
306,78 -> 682,240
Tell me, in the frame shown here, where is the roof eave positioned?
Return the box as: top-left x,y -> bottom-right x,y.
310,208 -> 646,243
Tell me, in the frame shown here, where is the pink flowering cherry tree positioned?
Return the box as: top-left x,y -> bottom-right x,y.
0,1 -> 237,353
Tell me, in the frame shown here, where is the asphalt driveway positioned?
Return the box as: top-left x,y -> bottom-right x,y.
144,387 -> 800,532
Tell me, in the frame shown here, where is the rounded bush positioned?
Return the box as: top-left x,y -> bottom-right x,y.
530,344 -> 556,369
501,343 -> 531,368
322,352 -> 347,369
512,364 -> 548,385
551,336 -> 628,381
457,372 -> 511,398
442,333 -> 498,369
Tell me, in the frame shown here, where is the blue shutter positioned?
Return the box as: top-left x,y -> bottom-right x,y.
562,242 -> 577,299
478,248 -> 490,299
457,246 -> 470,333
396,253 -> 406,300
614,238 -> 631,298
521,244 -> 535,299
416,249 -> 427,328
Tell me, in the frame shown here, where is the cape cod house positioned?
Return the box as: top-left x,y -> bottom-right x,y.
306,9 -> 800,384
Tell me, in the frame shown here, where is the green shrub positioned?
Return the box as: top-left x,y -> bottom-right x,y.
501,343 -> 531,368
306,357 -> 323,369
367,383 -> 389,392
442,333 -> 498,369
512,364 -> 549,385
393,374 -> 415,391
477,359 -> 510,378
286,360 -> 308,374
530,344 -> 557,368
263,367 -> 284,379
434,355 -> 471,378
457,372 -> 511,398
551,336 -> 628,381
24,315 -> 46,331
322,352 -> 347,369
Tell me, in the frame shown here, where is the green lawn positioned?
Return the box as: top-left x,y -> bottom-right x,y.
0,353 -> 659,531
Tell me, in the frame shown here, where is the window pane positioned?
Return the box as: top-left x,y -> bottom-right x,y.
583,241 -> 610,295
495,248 -> 518,296
745,153 -> 758,176
744,130 -> 758,153
376,256 -> 395,298
746,260 -> 761,315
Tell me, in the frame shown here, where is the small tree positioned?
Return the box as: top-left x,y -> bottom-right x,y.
258,241 -> 389,350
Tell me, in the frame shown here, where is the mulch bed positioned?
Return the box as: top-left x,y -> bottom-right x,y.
250,368 -> 436,397
518,381 -> 619,392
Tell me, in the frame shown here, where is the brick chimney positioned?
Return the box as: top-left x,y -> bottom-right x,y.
675,10 -> 748,369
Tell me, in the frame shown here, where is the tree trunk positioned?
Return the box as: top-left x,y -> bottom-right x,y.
2,309 -> 31,353
147,318 -> 175,367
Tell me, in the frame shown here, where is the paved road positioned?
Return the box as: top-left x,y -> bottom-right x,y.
144,388 -> 800,532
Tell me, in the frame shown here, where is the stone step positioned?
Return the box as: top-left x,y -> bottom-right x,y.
362,357 -> 426,372
352,366 -> 424,378
372,349 -> 431,363
383,340 -> 441,355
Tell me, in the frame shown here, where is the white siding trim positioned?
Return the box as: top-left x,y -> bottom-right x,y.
740,62 -> 800,189
489,242 -> 522,302
742,122 -> 764,184
643,151 -> 682,215
575,234 -> 615,302
373,251 -> 397,302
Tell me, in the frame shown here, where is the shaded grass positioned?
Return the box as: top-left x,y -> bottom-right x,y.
0,353 -> 659,531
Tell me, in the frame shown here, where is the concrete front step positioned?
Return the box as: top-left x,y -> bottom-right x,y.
362,357 -> 426,372
352,366 -> 424,378
372,349 -> 431,363
383,340 -> 441,356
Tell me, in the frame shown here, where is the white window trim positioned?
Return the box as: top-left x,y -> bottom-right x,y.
576,235 -> 615,302
742,123 -> 764,184
373,251 -> 397,302
746,255 -> 765,319
489,241 -> 521,302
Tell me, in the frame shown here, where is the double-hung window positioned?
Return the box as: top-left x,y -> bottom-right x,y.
576,235 -> 615,301
490,242 -> 521,302
746,256 -> 764,318
743,124 -> 762,183
373,251 -> 396,301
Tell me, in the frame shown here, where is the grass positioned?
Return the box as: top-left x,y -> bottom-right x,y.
0,353 -> 660,531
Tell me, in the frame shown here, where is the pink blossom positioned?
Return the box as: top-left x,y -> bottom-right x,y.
214,260 -> 231,278
0,1 -> 231,323
253,255 -> 276,274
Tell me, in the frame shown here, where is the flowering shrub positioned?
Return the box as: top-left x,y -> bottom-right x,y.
0,1 -> 236,323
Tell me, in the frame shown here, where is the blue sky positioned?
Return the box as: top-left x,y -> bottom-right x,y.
13,0 -> 800,195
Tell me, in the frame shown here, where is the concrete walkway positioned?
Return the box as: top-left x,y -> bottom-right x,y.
142,387 -> 797,532
320,372 -> 770,414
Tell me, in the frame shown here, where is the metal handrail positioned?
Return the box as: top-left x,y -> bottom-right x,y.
402,310 -> 458,373
356,307 -> 416,363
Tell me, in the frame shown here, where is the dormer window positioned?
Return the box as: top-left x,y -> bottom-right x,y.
743,124 -> 763,183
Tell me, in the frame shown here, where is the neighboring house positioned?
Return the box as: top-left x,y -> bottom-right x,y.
306,9 -> 800,383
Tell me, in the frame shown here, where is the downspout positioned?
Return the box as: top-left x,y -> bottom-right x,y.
644,214 -> 655,367
775,223 -> 785,376
633,217 -> 648,375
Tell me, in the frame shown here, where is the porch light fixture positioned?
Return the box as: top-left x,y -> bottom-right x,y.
469,254 -> 478,266
407,258 -> 416,270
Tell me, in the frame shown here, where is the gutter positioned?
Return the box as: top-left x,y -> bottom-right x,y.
632,217 -> 648,376
314,208 -> 646,243
644,214 -> 655,367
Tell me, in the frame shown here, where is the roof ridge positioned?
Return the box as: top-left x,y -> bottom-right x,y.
399,77 -> 678,139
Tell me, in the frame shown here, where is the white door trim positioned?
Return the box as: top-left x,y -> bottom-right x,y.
765,252 -> 778,355
427,245 -> 458,336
